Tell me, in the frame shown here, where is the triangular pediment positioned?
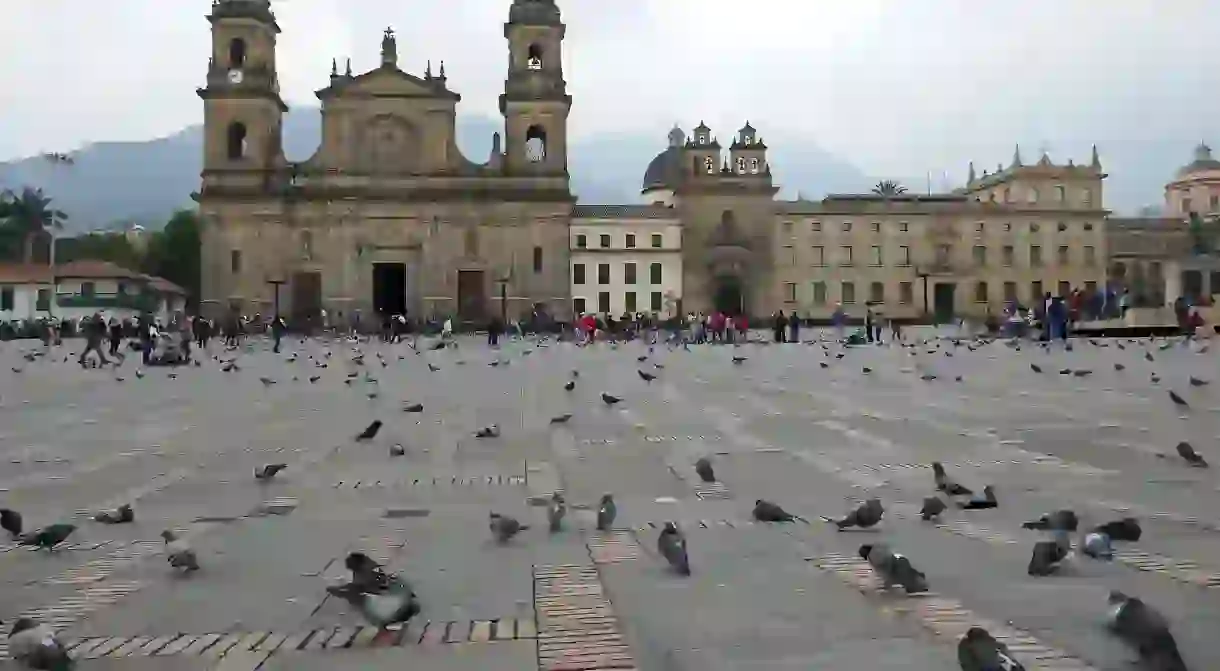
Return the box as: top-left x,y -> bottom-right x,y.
316,65 -> 460,101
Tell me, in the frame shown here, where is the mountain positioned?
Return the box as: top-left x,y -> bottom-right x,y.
0,109 -> 875,233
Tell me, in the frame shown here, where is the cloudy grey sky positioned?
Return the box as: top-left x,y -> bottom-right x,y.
2,0 -> 1218,188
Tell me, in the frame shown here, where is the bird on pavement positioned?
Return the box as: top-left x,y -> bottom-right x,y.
1168,390 -> 1189,408
161,530 -> 199,573
1022,509 -> 1078,532
931,462 -> 973,496
658,522 -> 691,576
1189,376 -> 1209,387
919,496 -> 946,521
1106,591 -> 1188,671
1027,529 -> 1071,576
958,485 -> 998,510
326,577 -> 420,630
345,552 -> 392,593
732,356 -> 747,365
957,626 -> 1026,671
753,499 -> 796,523
402,402 -> 424,413
0,508 -> 22,538
355,420 -> 383,442
694,457 -> 716,483
564,380 -> 576,392
1093,517 -> 1141,542
93,504 -> 134,525
1175,441 -> 1208,467
824,498 -> 884,530
19,524 -> 76,552
549,414 -> 573,425
489,513 -> 529,543
5,617 -> 74,670
638,370 -> 656,383
1081,531 -> 1114,560
254,464 -> 287,481
475,425 -> 500,438
547,493 -> 566,533
1030,363 -> 1043,373
859,543 -> 928,593
596,494 -> 617,531
601,393 -> 622,406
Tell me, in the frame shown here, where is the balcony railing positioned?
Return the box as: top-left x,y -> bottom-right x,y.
56,293 -> 160,311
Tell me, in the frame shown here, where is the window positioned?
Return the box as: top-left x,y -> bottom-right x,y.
625,292 -> 637,312
899,282 -> 913,305
811,221 -> 822,232
1057,280 -> 1070,296
573,263 -> 586,285
0,287 -> 13,311
575,234 -> 587,248
869,281 -> 884,303
870,245 -> 883,266
624,262 -> 637,284
811,246 -> 825,266
973,245 -> 987,266
597,291 -> 610,313
784,282 -> 797,303
871,222 -> 881,233
1029,245 -> 1042,267
897,245 -> 910,266
649,262 -> 662,284
599,234 -> 611,248
230,250 -> 242,273
1002,245 -> 1015,266
812,281 -> 827,305
1057,245 -> 1069,265
1003,187 -> 1012,203
840,245 -> 853,266
625,233 -> 636,249
704,157 -> 714,173
573,297 -> 586,314
1003,222 -> 1012,231
935,244 -> 952,266
736,157 -> 746,174
783,245 -> 796,265
228,38 -> 247,68
842,281 -> 856,304
1003,281 -> 1017,302
226,122 -> 247,160
1085,281 -> 1098,294
1212,195 -> 1219,211
749,158 -> 760,174
532,246 -> 543,273
527,43 -> 544,70
842,221 -> 852,232
899,221 -> 909,232
79,281 -> 96,298
650,291 -> 662,312
1082,189 -> 1093,207
1083,222 -> 1093,231
1031,281 -> 1044,300
524,125 -> 547,162
650,233 -> 663,248
1057,222 -> 1068,232
36,289 -> 50,311
782,221 -> 793,235
974,281 -> 989,303
1028,188 -> 1039,204
975,221 -> 984,233
597,263 -> 610,284
1055,185 -> 1066,202
465,227 -> 478,255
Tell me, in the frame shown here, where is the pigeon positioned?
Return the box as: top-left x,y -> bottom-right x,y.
859,543 -> 928,594
1094,517 -> 1142,542
570,370 -> 580,379
919,496 -> 947,521
637,355 -> 648,362
489,512 -> 529,543
18,524 -> 76,552
389,444 -> 406,457
1175,441 -> 1208,467
6,617 -> 74,670
753,499 -> 795,523
254,463 -> 287,481
402,403 -> 424,413
819,362 -> 830,369
694,457 -> 715,483
657,522 -> 691,576
259,376 -> 276,386
430,341 -> 446,351
547,493 -> 566,533
1168,390 -> 1189,408
1145,351 -> 1155,362
1189,376 -> 1209,387
345,552 -> 393,593
596,494 -> 617,531
862,367 -> 873,374
638,370 -> 656,383
931,462 -> 973,496
475,425 -> 500,438
161,530 -> 199,572
958,485 -> 998,510
427,363 -> 440,373
825,498 -> 884,530
93,504 -> 134,525
564,380 -> 576,391
326,577 -> 420,630
355,420 -> 383,442
601,393 -> 622,406
1081,531 -> 1114,560
549,414 -> 573,425
1106,591 -> 1188,671
1027,530 -> 1071,576
1030,363 -> 1043,373
731,356 -> 747,365
1073,369 -> 1092,377
0,508 -> 22,538
1114,363 -> 1126,371
1022,509 -> 1078,532
957,626 -> 1026,671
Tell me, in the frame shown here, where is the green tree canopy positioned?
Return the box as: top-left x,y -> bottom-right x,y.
0,187 -> 67,263
141,209 -> 201,311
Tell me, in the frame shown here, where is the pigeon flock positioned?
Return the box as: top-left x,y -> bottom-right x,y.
0,327 -> 1216,670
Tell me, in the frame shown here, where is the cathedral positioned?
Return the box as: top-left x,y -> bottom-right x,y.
197,0 -> 1109,325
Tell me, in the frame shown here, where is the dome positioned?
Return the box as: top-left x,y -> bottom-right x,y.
1176,143 -> 1220,177
509,0 -> 561,25
641,126 -> 685,193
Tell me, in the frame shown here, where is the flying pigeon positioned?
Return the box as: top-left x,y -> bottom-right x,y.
489,512 -> 529,543
0,508 -> 22,538
638,370 -> 656,383
1027,530 -> 1071,576
345,552 -> 392,593
919,496 -> 946,521
1168,390 -> 1189,408
931,462 -> 973,496
752,499 -> 795,523
547,493 -> 566,533
958,485 -> 998,510
161,530 -> 199,573
19,524 -> 76,552
859,543 -> 928,594
254,464 -> 287,481
596,494 -> 617,531
694,457 -> 715,483
658,522 -> 691,576
6,617 -> 74,670
1081,531 -> 1114,560
475,425 -> 500,438
601,393 -> 622,406
427,363 -> 440,373
1022,509 -> 1078,532
1106,591 -> 1188,671
957,626 -> 1026,671
1030,363 -> 1043,373
1175,441 -> 1208,467
93,504 -> 134,525
549,414 -> 573,425
403,403 -> 424,413
326,577 -> 420,630
355,420 -> 383,442
1093,517 -> 1141,542
564,380 -> 576,391
824,498 -> 884,530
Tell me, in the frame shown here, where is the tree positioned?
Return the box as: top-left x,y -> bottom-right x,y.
55,232 -> 142,268
141,209 -> 201,311
871,180 -> 908,197
0,187 -> 67,264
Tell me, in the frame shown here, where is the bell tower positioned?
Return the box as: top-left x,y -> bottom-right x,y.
500,0 -> 571,174
197,0 -> 287,178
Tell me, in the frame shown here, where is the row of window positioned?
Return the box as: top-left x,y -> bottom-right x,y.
785,244 -> 1097,267
0,287 -> 53,312
231,245 -> 551,275
574,233 -> 666,249
984,184 -> 1094,207
781,279 -> 1099,306
1180,194 -> 1220,214
783,220 -> 1095,235
573,291 -> 666,315
573,262 -> 664,285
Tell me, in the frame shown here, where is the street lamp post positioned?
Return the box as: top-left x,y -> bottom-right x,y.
495,275 -> 509,324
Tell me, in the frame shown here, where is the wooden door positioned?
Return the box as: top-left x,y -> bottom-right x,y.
457,270 -> 486,323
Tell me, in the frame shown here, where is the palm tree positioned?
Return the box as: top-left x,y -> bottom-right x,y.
871,180 -> 908,197
0,187 -> 67,264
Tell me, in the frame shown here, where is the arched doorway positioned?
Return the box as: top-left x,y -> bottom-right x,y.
713,276 -> 745,316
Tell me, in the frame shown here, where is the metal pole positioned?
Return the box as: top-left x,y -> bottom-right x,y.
499,279 -> 507,323
919,273 -> 930,322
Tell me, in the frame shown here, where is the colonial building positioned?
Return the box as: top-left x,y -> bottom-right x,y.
569,206 -> 682,318
0,260 -> 186,323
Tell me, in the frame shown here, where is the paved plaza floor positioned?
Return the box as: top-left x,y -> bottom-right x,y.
1,331 -> 1219,670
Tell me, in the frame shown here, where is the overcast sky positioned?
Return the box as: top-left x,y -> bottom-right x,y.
2,0 -> 1218,183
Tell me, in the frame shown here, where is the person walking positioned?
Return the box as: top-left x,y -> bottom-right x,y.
78,313 -> 109,367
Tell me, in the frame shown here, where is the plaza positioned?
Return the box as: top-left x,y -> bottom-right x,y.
1,332 -> 1219,669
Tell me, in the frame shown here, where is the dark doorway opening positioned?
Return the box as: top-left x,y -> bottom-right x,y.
457,270 -> 487,323
373,263 -> 407,317
291,272 -> 322,329
933,282 -> 956,324
713,277 -> 745,316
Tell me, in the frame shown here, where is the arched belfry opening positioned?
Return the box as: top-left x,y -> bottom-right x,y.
525,125 -> 547,163
527,43 -> 543,70
226,122 -> 248,160
228,37 -> 247,68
